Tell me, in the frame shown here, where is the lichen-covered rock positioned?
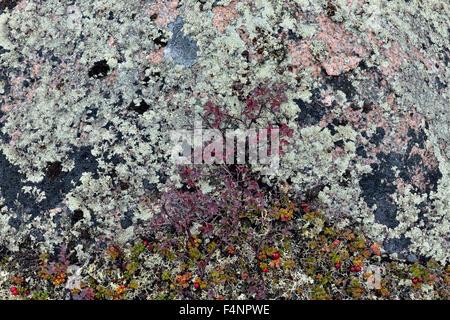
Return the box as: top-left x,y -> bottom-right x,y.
0,0 -> 448,282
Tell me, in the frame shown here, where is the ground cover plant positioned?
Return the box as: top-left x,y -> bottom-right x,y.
1,84 -> 448,300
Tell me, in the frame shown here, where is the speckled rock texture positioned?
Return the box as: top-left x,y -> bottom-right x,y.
0,0 -> 448,270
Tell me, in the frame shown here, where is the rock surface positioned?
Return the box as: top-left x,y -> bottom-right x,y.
0,0 -> 448,269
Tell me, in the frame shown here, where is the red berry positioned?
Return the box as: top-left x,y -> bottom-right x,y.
273,252 -> 280,260
194,283 -> 200,289
143,240 -> 148,246
350,266 -> 356,272
355,266 -> 361,272
10,287 -> 18,295
334,263 -> 341,269
418,277 -> 423,283
262,268 -> 269,273
412,278 -> 418,284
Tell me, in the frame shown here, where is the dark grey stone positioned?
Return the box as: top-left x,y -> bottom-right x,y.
383,236 -> 411,258
120,217 -> 132,229
406,254 -> 418,263
164,16 -> 199,67
374,198 -> 399,229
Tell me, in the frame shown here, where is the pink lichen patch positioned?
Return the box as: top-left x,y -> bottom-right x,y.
408,166 -> 433,193
316,15 -> 370,76
410,47 -> 434,71
76,122 -> 90,143
9,130 -> 21,139
1,103 -> 12,114
108,36 -> 116,47
369,30 -> 436,79
49,64 -> 69,90
367,273 -> 382,290
320,95 -> 334,107
237,26 -> 261,62
366,30 -> 382,46
191,89 -> 209,99
30,59 -> 44,78
322,55 -> 363,76
378,41 -> 408,77
360,103 -> 439,193
102,69 -> 118,87
146,48 -> 164,65
439,140 -> 449,163
3,61 -> 42,109
145,0 -> 180,27
347,0 -> 365,10
331,145 -> 347,161
48,207 -> 62,214
9,130 -> 22,147
212,0 -> 240,34
288,39 -> 321,77
14,0 -> 28,11
49,12 -> 60,21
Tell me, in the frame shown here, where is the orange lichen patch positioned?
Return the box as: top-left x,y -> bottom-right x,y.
316,15 -> 369,76
287,39 -> 321,77
146,48 -> 164,65
212,0 -> 240,34
145,0 -> 180,27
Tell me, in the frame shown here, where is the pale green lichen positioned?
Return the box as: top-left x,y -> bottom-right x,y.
0,0 -> 448,270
